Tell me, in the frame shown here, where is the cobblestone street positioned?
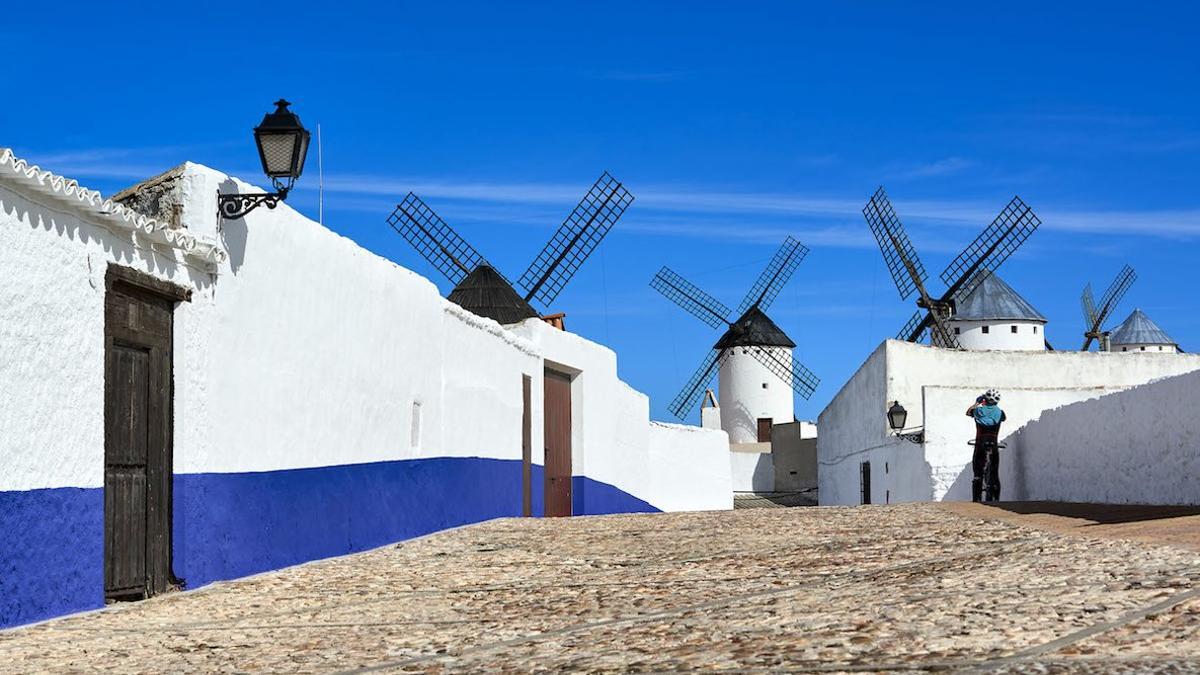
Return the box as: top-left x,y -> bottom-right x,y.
3,503 -> 1199,673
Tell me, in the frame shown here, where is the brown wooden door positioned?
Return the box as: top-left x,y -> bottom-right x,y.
757,418 -> 773,443
521,375 -> 532,517
543,370 -> 572,517
104,267 -> 183,601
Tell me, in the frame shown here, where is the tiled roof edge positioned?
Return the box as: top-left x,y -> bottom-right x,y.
0,147 -> 227,269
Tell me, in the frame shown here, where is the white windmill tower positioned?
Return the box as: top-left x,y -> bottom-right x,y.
1108,309 -> 1181,354
650,238 -> 819,443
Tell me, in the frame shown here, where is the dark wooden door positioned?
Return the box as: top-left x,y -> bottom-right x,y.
104,267 -> 183,601
543,370 -> 572,517
757,417 -> 773,443
521,375 -> 532,517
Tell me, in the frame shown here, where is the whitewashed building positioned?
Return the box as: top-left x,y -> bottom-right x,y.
947,272 -> 1047,351
818,340 -> 1200,506
1108,308 -> 1180,354
0,149 -> 732,629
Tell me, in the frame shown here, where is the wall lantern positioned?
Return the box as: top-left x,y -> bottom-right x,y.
887,401 -> 924,444
218,99 -> 311,220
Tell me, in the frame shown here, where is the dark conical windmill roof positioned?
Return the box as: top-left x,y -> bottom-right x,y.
447,265 -> 539,325
713,306 -> 796,350
1109,309 -> 1177,346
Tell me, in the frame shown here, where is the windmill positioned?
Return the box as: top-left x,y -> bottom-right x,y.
650,237 -> 819,439
1080,265 -> 1136,351
864,187 -> 1042,349
386,172 -> 633,324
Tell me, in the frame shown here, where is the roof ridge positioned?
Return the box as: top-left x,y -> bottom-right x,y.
0,147 -> 226,268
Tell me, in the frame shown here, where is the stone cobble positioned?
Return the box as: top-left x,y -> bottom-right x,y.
1,504 -> 1197,672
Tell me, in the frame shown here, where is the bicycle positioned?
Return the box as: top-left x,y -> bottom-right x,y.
967,438 -> 1005,502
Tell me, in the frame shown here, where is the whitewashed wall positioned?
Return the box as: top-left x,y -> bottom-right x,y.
729,449 -> 775,492
647,422 -> 733,511
0,157 -> 730,628
1001,370 -> 1200,504
818,340 -> 1200,505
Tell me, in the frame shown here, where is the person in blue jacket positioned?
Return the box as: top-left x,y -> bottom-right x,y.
966,388 -> 1006,502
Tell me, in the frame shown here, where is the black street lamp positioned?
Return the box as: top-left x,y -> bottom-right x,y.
887,401 -> 923,444
218,99 -> 311,219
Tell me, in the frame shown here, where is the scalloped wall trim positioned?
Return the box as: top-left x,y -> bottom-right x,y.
0,148 -> 227,268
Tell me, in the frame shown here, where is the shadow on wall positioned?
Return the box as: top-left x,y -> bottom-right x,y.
3,190 -> 213,293
218,178 -> 248,274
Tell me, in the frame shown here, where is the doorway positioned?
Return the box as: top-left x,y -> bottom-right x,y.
543,369 -> 573,517
103,266 -> 187,601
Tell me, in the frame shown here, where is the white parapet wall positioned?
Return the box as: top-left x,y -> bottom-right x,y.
0,153 -> 729,629
818,340 -> 1200,506
1001,370 -> 1200,504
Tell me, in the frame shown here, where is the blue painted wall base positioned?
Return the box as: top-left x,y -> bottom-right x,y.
1,456 -> 657,630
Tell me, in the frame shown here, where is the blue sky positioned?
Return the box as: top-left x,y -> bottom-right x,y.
5,3 -> 1199,422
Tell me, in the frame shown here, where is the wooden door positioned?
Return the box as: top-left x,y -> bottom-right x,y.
757,417 -> 773,443
104,267 -> 185,601
521,375 -> 532,517
543,370 -> 573,517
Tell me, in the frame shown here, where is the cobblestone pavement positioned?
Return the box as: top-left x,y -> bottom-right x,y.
3,503 -> 1199,673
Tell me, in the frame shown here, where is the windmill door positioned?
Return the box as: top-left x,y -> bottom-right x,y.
543,370 -> 573,517
104,267 -> 184,601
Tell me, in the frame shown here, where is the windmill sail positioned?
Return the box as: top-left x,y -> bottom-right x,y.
387,192 -> 492,286
650,266 -> 732,329
669,349 -> 728,419
734,236 -> 810,316
745,346 -> 820,400
1081,265 -> 1136,350
941,196 -> 1040,300
864,187 -> 928,301
519,172 -> 634,307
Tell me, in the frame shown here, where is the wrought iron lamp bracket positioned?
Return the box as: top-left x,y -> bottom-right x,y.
218,189 -> 290,220
893,429 -> 925,444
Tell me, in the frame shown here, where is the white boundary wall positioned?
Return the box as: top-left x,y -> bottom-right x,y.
818,340 -> 1200,505
0,159 -> 729,505
1001,370 -> 1200,504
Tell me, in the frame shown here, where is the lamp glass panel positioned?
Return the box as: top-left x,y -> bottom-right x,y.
258,132 -> 297,177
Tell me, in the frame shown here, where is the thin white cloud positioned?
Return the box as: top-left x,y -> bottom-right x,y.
20,146 -> 1200,242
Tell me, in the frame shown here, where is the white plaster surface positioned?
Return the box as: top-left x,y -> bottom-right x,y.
0,161 -> 730,513
647,422 -> 733,511
1000,370 -> 1200,504
948,319 -> 1045,351
818,340 -> 1200,506
718,347 -> 794,443
729,447 -> 775,492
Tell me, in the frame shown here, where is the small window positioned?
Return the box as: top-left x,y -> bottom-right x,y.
410,402 -> 422,448
982,325 -> 990,334
762,382 -> 768,389
1034,326 -> 1039,334
1122,347 -> 1128,352
1158,346 -> 1163,351
954,327 -> 961,335
1011,325 -> 1018,334
1141,346 -> 1146,351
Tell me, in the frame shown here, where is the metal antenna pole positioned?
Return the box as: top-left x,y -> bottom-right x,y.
317,123 -> 324,226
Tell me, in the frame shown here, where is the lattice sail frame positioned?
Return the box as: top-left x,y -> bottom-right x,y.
519,172 -> 634,306
669,349 -> 729,419
744,345 -> 820,400
864,187 -> 928,301
650,267 -> 732,329
387,192 -> 492,286
940,196 -> 1041,301
1081,264 -> 1137,350
734,236 -> 810,317
1081,283 -> 1098,331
